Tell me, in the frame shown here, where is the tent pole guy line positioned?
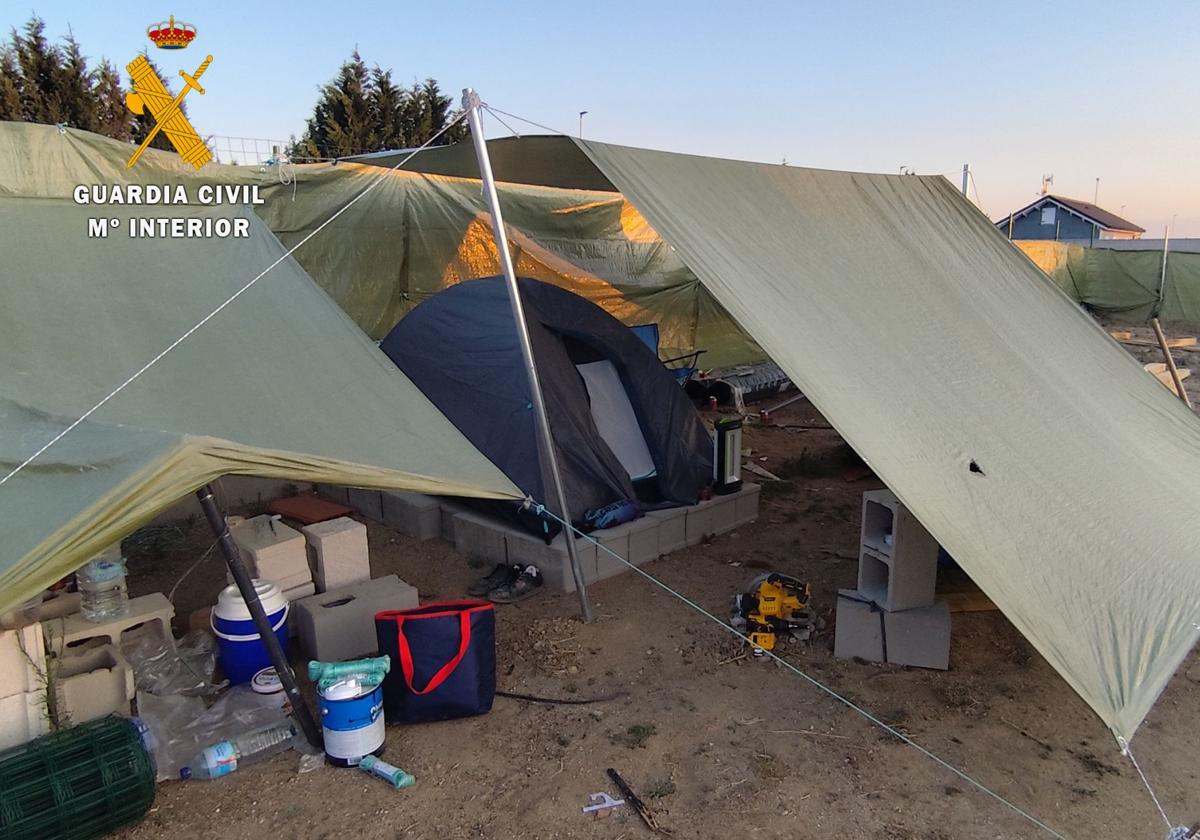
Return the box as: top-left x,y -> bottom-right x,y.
463,88 -> 594,623
0,111 -> 469,491
526,501 -> 1073,839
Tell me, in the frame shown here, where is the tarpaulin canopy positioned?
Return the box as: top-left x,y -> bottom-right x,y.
0,122 -> 761,368
0,134 -> 522,609
1016,239 -> 1200,323
572,139 -> 1200,743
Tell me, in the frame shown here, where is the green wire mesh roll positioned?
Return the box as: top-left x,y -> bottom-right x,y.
0,715 -> 155,840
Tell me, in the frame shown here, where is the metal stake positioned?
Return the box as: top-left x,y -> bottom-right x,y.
195,484 -> 324,748
461,88 -> 593,622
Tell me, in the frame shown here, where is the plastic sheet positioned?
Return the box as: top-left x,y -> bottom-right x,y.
123,630 -> 226,697
136,686 -> 289,782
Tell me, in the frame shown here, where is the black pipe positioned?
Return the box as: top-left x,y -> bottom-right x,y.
195,484 -> 323,749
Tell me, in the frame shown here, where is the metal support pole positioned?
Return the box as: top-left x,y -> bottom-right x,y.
1151,318 -> 1193,410
461,89 -> 594,623
195,484 -> 324,748
961,164 -> 969,196
1157,225 -> 1170,307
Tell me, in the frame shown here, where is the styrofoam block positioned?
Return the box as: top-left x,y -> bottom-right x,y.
381,491 -> 441,541
283,581 -> 316,602
315,483 -> 349,504
293,575 -> 418,661
229,515 -> 309,584
0,690 -> 49,751
0,623 -> 45,699
54,644 -> 135,724
302,516 -> 370,592
733,483 -> 761,526
646,507 -> 688,555
346,488 -> 384,522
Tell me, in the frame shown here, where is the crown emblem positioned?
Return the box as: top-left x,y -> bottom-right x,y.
146,15 -> 197,50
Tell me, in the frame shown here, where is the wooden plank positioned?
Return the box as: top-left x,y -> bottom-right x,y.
1121,337 -> 1198,349
940,589 -> 998,613
1109,329 -> 1134,341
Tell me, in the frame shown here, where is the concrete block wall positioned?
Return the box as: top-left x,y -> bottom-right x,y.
315,483 -> 349,505
345,488 -> 384,523
302,517 -> 370,592
646,507 -> 687,554
381,491 -> 441,541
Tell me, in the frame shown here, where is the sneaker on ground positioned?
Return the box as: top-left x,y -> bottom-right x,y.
488,564 -> 545,604
467,563 -> 520,597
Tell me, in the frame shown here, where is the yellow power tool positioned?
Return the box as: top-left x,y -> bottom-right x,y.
732,573 -> 815,655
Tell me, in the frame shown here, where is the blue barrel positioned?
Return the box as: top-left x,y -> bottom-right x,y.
211,581 -> 289,685
319,678 -> 385,767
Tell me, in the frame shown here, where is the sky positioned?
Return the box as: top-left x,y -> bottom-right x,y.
11,1 -> 1200,235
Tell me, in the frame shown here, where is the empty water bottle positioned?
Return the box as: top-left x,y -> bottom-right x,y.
179,720 -> 297,780
77,551 -> 129,622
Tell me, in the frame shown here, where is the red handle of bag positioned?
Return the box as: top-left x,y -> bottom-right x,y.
395,610 -> 473,695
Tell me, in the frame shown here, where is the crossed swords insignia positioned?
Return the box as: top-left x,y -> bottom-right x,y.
125,53 -> 213,169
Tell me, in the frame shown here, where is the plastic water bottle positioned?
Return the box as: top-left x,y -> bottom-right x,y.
77,554 -> 129,622
179,721 -> 297,780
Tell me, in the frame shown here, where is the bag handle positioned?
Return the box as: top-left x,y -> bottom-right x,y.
395,610 -> 472,695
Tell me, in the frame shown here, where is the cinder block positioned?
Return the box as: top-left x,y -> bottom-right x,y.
346,488 -> 384,522
439,499 -> 471,542
283,581 -> 316,603
684,502 -> 715,546
591,517 -> 659,580
315,483 -> 349,505
229,515 -> 310,586
0,623 -> 45,699
857,495 -> 938,610
453,511 -> 508,564
833,590 -> 885,663
883,601 -> 951,670
381,491 -> 441,541
45,593 -> 174,656
707,494 -> 738,536
302,516 -> 370,592
54,644 -> 135,724
0,690 -> 49,751
733,483 -> 761,526
293,575 -> 418,662
646,507 -> 688,555
834,590 -> 950,670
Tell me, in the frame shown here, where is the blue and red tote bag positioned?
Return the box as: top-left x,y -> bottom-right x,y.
375,601 -> 496,723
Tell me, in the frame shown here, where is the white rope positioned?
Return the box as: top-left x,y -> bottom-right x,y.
530,501 -> 1070,839
1123,742 -> 1174,830
0,111 -> 468,490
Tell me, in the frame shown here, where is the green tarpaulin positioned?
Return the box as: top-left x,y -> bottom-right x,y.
1017,239 -> 1200,323
574,138 -> 1200,744
0,125 -> 521,609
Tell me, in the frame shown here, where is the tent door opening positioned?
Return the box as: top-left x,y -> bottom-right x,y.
575,360 -> 657,481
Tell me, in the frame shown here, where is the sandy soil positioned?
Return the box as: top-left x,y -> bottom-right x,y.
112,388 -> 1199,840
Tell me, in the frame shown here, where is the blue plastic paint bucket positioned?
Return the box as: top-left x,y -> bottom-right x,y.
211,580 -> 290,685
319,677 -> 385,767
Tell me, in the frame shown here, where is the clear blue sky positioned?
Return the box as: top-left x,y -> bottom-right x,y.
12,1 -> 1200,235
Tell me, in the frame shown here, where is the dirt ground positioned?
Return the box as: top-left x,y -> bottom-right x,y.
111,366 -> 1200,840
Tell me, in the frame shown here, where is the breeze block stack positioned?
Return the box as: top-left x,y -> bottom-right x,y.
229,515 -> 314,601
834,489 -> 951,669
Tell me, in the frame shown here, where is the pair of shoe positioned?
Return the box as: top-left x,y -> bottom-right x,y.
468,563 -> 544,604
